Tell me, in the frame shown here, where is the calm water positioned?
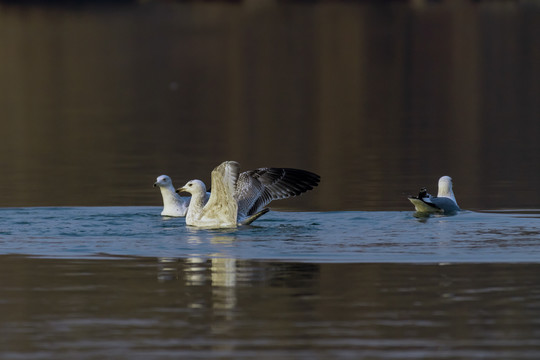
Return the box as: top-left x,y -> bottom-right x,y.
1,1 -> 540,358
0,1 -> 539,210
2,256 -> 540,360
2,207 -> 540,359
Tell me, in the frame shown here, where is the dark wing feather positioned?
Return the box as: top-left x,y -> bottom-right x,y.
235,167 -> 320,217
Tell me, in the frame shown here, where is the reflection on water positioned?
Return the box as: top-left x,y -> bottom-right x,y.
2,255 -> 540,359
0,1 -> 539,210
157,257 -> 179,282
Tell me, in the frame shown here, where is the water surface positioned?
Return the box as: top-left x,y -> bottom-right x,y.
1,254 -> 540,359
1,207 -> 539,262
0,1 -> 539,210
2,207 -> 540,359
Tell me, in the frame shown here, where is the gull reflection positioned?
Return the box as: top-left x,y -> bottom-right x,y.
184,256 -> 208,286
186,234 -> 204,245
209,256 -> 237,342
211,257 -> 237,312
157,254 -> 240,338
156,231 -> 240,318
157,257 -> 178,282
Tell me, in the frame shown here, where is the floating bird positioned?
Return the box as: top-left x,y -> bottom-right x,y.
408,176 -> 460,214
154,175 -> 210,217
177,161 -> 320,228
154,175 -> 190,216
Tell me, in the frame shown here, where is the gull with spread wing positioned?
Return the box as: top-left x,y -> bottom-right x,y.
177,161 -> 320,228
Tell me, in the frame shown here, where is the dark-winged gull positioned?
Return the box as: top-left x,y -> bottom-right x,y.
176,161 -> 321,228
408,176 -> 460,214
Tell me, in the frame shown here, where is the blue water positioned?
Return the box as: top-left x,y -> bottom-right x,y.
1,207 -> 539,262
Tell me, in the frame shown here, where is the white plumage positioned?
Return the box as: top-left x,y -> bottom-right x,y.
154,175 -> 190,217
154,175 -> 210,217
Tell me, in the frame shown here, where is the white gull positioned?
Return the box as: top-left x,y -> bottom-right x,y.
154,175 -> 210,217
154,175 -> 190,216
408,176 -> 460,214
177,161 -> 321,228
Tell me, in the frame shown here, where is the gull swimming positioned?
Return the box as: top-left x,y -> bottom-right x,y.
154,175 -> 191,216
177,161 -> 321,228
408,175 -> 460,214
154,175 -> 210,217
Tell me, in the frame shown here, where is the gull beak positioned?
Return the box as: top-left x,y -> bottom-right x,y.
153,183 -> 157,188
176,187 -> 185,194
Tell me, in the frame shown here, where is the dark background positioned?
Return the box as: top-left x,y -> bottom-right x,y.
0,0 -> 538,210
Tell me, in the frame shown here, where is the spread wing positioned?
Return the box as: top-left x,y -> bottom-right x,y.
200,161 -> 240,226
235,167 -> 321,217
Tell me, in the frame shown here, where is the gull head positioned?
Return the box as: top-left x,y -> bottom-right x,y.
154,175 -> 172,188
177,180 -> 206,195
437,176 -> 455,198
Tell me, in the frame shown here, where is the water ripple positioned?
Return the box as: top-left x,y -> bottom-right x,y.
1,207 -> 539,262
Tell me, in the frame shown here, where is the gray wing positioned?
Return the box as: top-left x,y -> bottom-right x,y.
200,161 -> 240,225
429,197 -> 460,213
235,167 -> 321,217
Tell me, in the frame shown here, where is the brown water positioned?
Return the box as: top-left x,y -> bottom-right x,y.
0,0 -> 539,210
1,2 -> 540,359
1,256 -> 540,359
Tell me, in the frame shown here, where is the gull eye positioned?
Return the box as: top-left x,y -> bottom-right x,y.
188,184 -> 192,187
